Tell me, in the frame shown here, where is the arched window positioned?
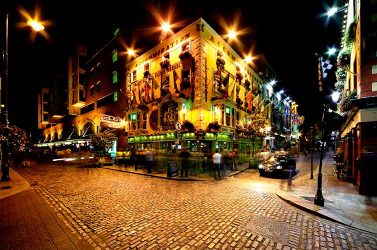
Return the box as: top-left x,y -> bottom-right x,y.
112,50 -> 118,63
112,71 -> 118,84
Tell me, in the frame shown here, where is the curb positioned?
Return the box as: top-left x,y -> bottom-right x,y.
275,191 -> 349,226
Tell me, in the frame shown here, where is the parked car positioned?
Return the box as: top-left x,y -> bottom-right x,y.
258,151 -> 296,178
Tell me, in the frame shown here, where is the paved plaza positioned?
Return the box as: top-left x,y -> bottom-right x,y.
1,155 -> 377,249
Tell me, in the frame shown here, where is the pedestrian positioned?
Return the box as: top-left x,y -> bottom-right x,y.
232,149 -> 239,171
212,149 -> 222,180
222,149 -> 229,170
178,147 -> 191,177
287,169 -> 293,190
130,148 -> 137,171
145,148 -> 153,174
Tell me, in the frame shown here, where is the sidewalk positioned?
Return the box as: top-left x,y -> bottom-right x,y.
0,167 -> 92,249
0,167 -> 30,199
275,152 -> 377,234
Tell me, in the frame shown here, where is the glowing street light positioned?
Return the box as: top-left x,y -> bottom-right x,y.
327,7 -> 339,17
27,19 -> 45,31
127,49 -> 136,57
228,29 -> 237,40
245,55 -> 253,64
331,91 -> 341,103
161,22 -> 171,33
328,47 -> 337,56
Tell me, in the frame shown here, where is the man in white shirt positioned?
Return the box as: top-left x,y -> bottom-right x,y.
212,149 -> 222,180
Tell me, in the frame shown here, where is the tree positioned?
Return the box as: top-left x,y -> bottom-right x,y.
1,125 -> 29,180
90,130 -> 117,157
236,113 -> 268,155
0,125 -> 29,154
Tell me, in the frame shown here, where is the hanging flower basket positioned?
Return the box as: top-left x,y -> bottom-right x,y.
182,120 -> 195,132
336,68 -> 347,81
160,60 -> 170,70
216,57 -> 225,68
337,46 -> 351,69
342,19 -> 356,48
206,121 -> 220,132
236,96 -> 243,106
338,89 -> 357,114
335,81 -> 345,92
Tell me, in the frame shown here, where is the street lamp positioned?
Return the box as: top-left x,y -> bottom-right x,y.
314,104 -> 328,206
1,11 -> 46,182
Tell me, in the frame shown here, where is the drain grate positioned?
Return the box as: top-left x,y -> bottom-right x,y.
1,186 -> 11,190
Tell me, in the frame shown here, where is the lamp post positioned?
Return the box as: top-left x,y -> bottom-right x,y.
1,13 -> 11,181
314,104 -> 328,206
1,11 -> 45,181
310,125 -> 315,179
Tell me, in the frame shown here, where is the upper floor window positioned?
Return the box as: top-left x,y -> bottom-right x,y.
90,86 -> 95,96
113,91 -> 118,102
112,50 -> 118,63
129,112 -> 147,130
114,27 -> 120,36
131,70 -> 136,82
112,71 -> 118,84
96,81 -> 102,91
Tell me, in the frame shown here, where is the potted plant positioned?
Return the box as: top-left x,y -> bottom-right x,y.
90,130 -> 117,167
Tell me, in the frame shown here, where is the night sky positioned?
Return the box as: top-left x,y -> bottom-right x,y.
1,0 -> 344,136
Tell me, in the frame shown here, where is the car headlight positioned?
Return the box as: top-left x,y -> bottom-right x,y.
276,165 -> 282,170
258,164 -> 264,169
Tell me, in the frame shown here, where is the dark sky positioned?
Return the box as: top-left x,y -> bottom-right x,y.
1,0 -> 343,135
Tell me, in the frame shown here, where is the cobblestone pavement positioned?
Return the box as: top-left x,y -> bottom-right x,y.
13,162 -> 377,250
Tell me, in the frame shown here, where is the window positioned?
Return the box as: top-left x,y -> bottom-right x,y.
138,112 -> 147,129
43,103 -> 49,112
112,50 -> 118,63
43,113 -> 49,122
90,86 -> 95,96
113,91 -> 118,102
131,70 -> 136,82
112,71 -> 118,84
372,65 -> 377,74
224,106 -> 235,127
114,27 -> 120,36
81,103 -> 94,114
43,93 -> 49,102
97,93 -> 116,108
96,81 -> 102,91
79,89 -> 85,101
129,112 -> 147,130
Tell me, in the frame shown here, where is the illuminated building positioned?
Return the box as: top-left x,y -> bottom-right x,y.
39,18 -> 301,156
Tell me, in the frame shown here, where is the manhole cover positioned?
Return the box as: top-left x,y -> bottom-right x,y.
300,196 -> 333,203
1,186 -> 11,190
241,214 -> 290,244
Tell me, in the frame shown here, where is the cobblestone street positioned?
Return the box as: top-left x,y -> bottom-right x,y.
7,162 -> 377,249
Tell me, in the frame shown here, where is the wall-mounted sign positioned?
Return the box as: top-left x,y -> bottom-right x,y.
100,114 -> 124,129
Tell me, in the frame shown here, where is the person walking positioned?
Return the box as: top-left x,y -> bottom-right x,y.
212,149 -> 222,180
231,149 -> 239,171
145,148 -> 153,174
178,147 -> 191,177
130,148 -> 138,171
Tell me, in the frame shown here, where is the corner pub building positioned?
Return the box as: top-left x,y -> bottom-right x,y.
40,18 -> 283,163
